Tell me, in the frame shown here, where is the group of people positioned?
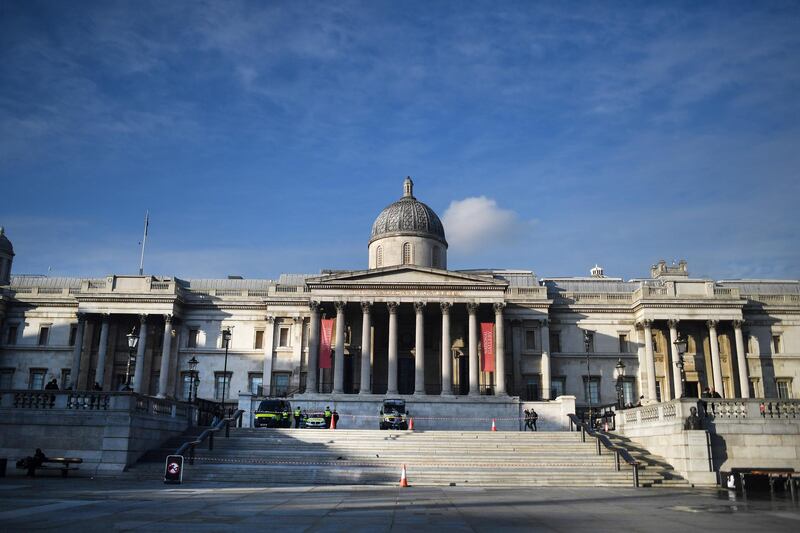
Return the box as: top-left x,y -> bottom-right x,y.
523,409 -> 538,431
43,378 -> 104,391
290,406 -> 339,428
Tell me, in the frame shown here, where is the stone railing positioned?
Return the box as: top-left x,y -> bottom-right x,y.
742,293 -> 800,305
1,390 -> 191,419
619,398 -> 800,429
556,292 -> 633,304
632,285 -> 741,300
505,286 -> 548,299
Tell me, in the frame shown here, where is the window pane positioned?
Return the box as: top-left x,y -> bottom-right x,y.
622,380 -> 635,405
776,380 -> 791,399
38,327 -> 50,346
188,330 -> 199,348
525,378 -> 539,401
215,374 -> 231,400
249,374 -> 263,395
525,330 -> 536,350
0,370 -> 13,389
551,379 -> 565,398
279,328 -> 289,347
7,326 -> 18,345
549,333 -> 561,353
619,334 -> 628,353
29,370 -> 46,390
254,330 -> 264,350
584,378 -> 599,404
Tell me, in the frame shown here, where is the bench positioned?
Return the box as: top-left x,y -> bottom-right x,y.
17,457 -> 83,477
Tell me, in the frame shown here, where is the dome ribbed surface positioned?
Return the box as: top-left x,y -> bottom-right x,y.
370,196 -> 447,245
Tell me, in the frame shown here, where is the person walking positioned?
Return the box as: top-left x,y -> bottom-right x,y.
523,409 -> 531,431
294,406 -> 302,428
44,379 -> 59,390
324,406 -> 332,428
530,408 -> 538,431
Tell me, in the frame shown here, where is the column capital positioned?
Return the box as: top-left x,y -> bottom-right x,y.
334,300 -> 346,312
387,301 -> 399,314
493,302 -> 506,314
732,319 -> 745,329
467,302 -> 479,314
293,316 -> 304,325
360,301 -> 372,313
414,301 -> 426,313
636,319 -> 653,329
100,313 -> 111,322
706,319 -> 719,329
76,312 -> 87,323
139,314 -> 148,324
266,315 -> 275,324
667,318 -> 679,328
539,318 -> 549,327
164,314 -> 172,324
439,301 -> 452,314
308,300 -> 320,312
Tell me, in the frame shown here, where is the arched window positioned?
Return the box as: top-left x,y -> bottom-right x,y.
402,242 -> 412,265
432,246 -> 441,268
376,246 -> 383,267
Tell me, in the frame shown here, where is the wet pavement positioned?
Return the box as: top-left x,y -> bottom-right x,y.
0,477 -> 798,532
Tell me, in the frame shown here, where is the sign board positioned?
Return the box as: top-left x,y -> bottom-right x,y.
164,454 -> 184,484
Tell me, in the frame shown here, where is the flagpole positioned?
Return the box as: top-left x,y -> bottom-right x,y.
138,210 -> 149,275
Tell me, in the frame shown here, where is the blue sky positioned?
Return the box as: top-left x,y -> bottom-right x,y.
1,0 -> 798,281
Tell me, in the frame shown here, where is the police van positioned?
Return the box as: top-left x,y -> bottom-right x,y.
253,399 -> 292,428
379,398 -> 409,430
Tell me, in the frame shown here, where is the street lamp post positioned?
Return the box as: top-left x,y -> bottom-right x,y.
221,328 -> 232,414
187,355 -> 199,403
673,334 -> 688,398
614,358 -> 627,409
584,330 -> 593,427
125,330 -> 139,391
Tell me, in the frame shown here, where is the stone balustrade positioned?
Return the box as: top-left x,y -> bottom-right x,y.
1,390 -> 189,419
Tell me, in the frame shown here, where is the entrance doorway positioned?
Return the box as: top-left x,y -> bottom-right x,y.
457,354 -> 469,395
398,357 -> 414,394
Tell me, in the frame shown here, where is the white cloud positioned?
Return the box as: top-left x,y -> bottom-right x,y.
442,196 -> 523,253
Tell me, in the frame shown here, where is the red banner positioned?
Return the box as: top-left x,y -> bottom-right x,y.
319,319 -> 334,369
481,322 -> 495,372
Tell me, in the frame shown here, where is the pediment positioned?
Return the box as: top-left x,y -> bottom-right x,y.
307,266 -> 506,288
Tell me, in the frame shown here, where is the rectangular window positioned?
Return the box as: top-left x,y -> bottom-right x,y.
749,378 -> 760,398
271,372 -> 290,397
61,369 -> 71,390
772,335 -> 782,354
776,379 -> 792,399
214,372 -> 232,400
622,379 -> 636,406
551,377 -> 566,399
583,376 -> 600,404
655,380 -> 662,402
549,332 -> 561,353
584,332 -> 594,353
618,334 -> 629,353
0,368 -> 14,389
29,368 -> 47,390
524,330 -> 536,351
254,330 -> 264,350
524,376 -> 540,401
278,327 -> 290,347
6,325 -> 18,345
187,329 -> 199,348
248,373 -> 263,395
69,325 -> 78,346
181,372 -> 198,400
38,326 -> 50,346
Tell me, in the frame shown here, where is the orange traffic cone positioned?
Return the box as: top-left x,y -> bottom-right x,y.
491,418 -> 497,431
399,464 -> 409,487
408,417 -> 414,431
330,416 -> 336,430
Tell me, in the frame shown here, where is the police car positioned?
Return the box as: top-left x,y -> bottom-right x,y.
379,398 -> 409,430
253,399 -> 292,428
301,411 -> 328,429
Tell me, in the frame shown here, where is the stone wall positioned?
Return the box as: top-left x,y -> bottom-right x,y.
239,392 -> 576,431
0,391 -> 191,476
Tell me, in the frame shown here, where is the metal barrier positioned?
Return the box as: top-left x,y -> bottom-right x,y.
568,413 -> 640,487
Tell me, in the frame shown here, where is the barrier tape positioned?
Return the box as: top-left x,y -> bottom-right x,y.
188,456 -> 605,469
329,414 -> 540,421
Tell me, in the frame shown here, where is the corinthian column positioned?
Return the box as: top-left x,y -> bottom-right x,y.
306,302 -> 320,394
95,314 -> 110,389
133,315 -> 148,393
69,313 -> 86,389
440,302 -> 452,395
642,320 -> 657,401
387,302 -> 399,395
540,318 -> 551,400
360,302 -> 372,394
494,303 -> 507,396
707,320 -> 724,396
157,314 -> 173,398
262,316 -> 275,396
734,320 -> 749,398
413,302 -> 426,395
467,302 -> 479,396
333,301 -> 346,394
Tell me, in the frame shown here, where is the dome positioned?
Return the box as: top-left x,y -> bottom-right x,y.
0,227 -> 12,255
369,178 -> 447,246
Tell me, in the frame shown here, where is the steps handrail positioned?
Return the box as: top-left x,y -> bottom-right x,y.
567,413 -> 640,488
175,409 -> 244,464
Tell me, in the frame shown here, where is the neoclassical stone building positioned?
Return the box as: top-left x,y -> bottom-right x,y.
1,179 -> 798,407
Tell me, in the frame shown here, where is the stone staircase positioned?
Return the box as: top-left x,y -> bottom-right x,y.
604,432 -> 691,487
128,428 -> 689,487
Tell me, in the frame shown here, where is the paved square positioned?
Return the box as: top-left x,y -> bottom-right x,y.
0,478 -> 798,532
